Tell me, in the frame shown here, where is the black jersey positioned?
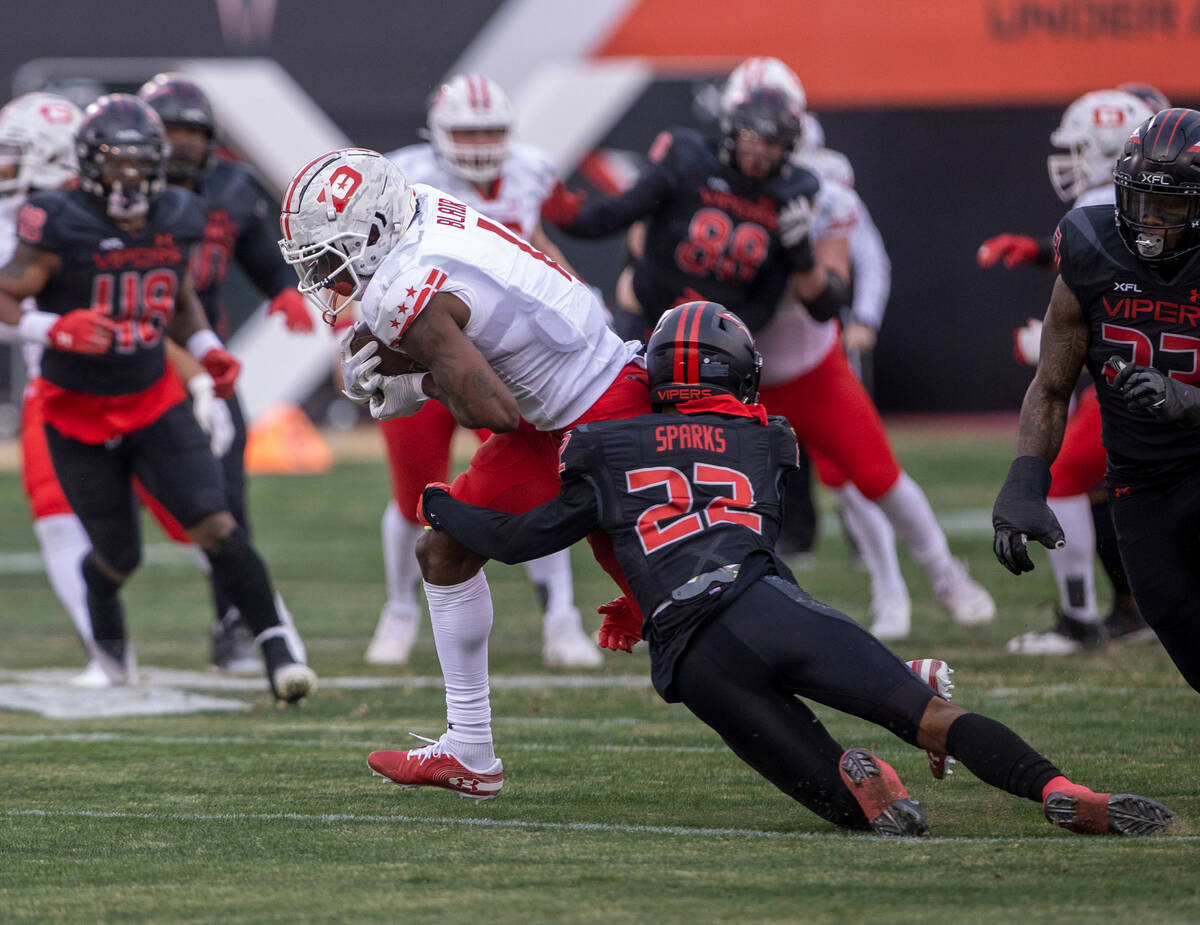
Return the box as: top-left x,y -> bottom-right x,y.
422,409 -> 800,698
191,158 -> 295,329
19,187 -> 206,396
564,128 -> 819,332
1056,204 -> 1200,476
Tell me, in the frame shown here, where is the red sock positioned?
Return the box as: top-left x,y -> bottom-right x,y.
1041,775 -> 1105,803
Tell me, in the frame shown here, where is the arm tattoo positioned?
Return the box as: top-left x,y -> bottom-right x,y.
1016,276 -> 1089,462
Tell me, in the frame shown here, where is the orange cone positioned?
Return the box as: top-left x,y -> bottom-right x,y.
244,404 -> 334,475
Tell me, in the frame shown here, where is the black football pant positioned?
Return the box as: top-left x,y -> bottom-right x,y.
672,576 -> 936,829
1108,470 -> 1200,693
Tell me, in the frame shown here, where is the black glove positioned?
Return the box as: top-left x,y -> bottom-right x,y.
992,456 -> 1065,575
1112,363 -> 1200,426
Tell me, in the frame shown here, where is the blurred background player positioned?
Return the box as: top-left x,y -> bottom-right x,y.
559,57 -> 994,639
978,87 -> 1159,653
0,94 -> 314,702
369,74 -> 600,667
138,73 -> 315,672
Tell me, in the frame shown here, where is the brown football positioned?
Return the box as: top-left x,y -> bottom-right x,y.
349,322 -> 427,377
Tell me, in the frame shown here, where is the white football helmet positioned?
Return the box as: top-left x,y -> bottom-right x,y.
427,74 -> 514,184
278,148 -> 416,320
721,57 -> 806,116
0,92 -> 83,199
1047,89 -> 1155,202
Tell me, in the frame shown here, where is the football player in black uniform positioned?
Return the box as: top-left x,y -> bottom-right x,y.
559,86 -> 849,333
137,73 -> 314,672
0,94 -> 316,703
392,301 -> 1175,836
995,108 -> 1200,696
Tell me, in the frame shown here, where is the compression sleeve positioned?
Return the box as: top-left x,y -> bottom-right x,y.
421,477 -> 601,564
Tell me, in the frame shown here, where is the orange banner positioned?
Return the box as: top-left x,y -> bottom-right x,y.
595,0 -> 1200,106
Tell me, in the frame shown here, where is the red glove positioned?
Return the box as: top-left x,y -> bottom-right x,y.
200,348 -> 241,399
47,309 -> 117,355
417,481 -> 452,527
267,288 -> 314,333
540,183 -> 587,227
597,595 -> 641,653
976,233 -> 1042,269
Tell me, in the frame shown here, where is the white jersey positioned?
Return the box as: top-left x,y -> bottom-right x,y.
0,202 -> 43,380
386,142 -> 559,241
1075,184 -> 1115,208
360,185 -> 639,431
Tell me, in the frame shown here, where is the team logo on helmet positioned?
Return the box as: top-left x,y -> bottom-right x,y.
316,165 -> 363,213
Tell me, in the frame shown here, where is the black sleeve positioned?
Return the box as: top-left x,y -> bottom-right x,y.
559,165 -> 674,239
235,178 -> 295,298
422,477 -> 601,564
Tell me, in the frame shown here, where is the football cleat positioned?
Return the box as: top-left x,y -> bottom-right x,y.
1007,609 -> 1107,655
869,589 -> 912,641
270,662 -> 318,705
1103,600 -> 1155,644
89,638 -> 138,686
70,659 -> 115,689
906,658 -> 955,780
368,733 -> 503,802
839,748 -> 930,837
365,601 -> 421,665
1044,790 -> 1177,836
211,608 -> 263,674
931,558 -> 995,626
543,614 -> 604,668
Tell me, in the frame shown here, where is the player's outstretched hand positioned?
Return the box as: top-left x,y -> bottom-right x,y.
1113,363 -> 1200,426
992,456 -> 1065,574
977,233 -> 1040,269
597,596 -> 642,653
200,347 -> 241,399
267,288 -> 314,333
47,308 -> 117,355
417,481 -> 452,528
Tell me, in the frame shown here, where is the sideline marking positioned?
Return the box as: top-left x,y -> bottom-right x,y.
5,807 -> 1194,844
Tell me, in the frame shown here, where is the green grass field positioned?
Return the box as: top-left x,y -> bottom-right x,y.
1,423 -> 1198,924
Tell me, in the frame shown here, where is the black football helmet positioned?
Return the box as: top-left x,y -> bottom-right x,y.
137,73 -> 215,182
1116,82 -> 1171,114
646,301 -> 762,407
1113,108 -> 1200,262
76,94 -> 167,222
719,86 -> 803,175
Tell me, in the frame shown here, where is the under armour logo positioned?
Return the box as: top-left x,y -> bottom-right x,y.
449,776 -> 480,792
1190,289 -> 1200,304
1113,486 -> 1131,499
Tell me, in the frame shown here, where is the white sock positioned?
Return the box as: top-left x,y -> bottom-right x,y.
33,514 -> 94,648
1046,494 -> 1100,622
523,549 -> 577,626
424,571 -> 495,763
382,501 -> 424,610
875,472 -> 954,576
837,485 -> 906,598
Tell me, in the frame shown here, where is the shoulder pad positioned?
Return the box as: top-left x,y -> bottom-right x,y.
362,264 -> 450,347
774,163 -> 821,200
17,191 -> 66,248
557,425 -> 599,475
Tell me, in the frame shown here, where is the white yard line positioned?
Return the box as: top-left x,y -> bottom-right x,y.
5,807 -> 1194,844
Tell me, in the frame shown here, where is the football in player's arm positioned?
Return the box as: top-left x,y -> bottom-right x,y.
414,300 -> 1175,837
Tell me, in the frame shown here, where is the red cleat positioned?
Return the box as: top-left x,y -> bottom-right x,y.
368,734 -> 503,802
906,658 -> 955,780
839,748 -> 930,837
1044,789 -> 1176,835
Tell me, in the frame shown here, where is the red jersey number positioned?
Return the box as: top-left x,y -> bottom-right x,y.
91,269 -> 178,353
627,462 -> 762,555
675,208 -> 769,284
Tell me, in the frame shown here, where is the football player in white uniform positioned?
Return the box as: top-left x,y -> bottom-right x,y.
722,58 -> 994,639
364,74 -> 600,668
978,88 -> 1157,653
280,148 -> 648,798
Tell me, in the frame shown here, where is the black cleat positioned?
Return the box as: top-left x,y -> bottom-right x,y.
839,748 -> 930,837
1044,790 -> 1177,835
1103,601 -> 1155,644
211,608 -> 262,673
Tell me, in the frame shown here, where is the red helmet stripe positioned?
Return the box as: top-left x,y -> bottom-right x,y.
672,305 -> 691,383
686,303 -> 704,383
1150,108 -> 1187,158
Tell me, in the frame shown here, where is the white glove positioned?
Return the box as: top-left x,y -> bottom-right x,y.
188,372 -> 236,457
778,197 -> 813,249
369,373 -> 428,421
338,327 -> 382,405
1013,318 -> 1042,367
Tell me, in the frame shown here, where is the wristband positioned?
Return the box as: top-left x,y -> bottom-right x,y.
186,329 -> 223,360
17,311 -> 58,345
